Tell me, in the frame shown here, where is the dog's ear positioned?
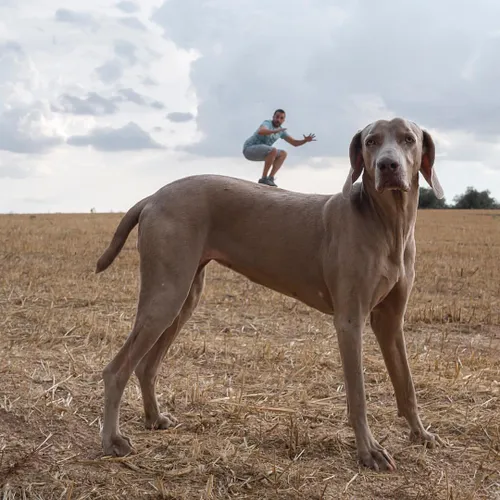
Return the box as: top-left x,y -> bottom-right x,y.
342,130 -> 364,198
420,129 -> 444,199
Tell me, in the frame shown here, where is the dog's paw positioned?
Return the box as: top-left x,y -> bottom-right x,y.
145,412 -> 178,430
358,439 -> 397,472
410,429 -> 444,449
102,434 -> 135,457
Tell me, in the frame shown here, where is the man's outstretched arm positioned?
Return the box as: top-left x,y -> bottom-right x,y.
284,133 -> 316,147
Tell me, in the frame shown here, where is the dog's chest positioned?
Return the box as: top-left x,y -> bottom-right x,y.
372,260 -> 403,307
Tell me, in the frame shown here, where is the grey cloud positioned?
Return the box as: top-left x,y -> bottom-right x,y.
54,92 -> 119,116
142,76 -> 157,86
118,88 -> 147,105
118,88 -> 165,109
95,59 -> 123,83
151,100 -> 165,110
67,122 -> 164,151
167,111 -> 194,123
151,0 -> 500,162
116,1 -> 139,13
150,0 -> 358,158
118,16 -> 147,31
53,89 -> 165,115
0,40 -> 22,54
114,40 -> 137,64
320,2 -> 500,145
55,8 -> 99,31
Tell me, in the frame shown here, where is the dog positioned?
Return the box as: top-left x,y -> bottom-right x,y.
95,117 -> 444,471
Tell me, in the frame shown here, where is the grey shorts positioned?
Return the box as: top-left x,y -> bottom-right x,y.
242,145 -> 285,161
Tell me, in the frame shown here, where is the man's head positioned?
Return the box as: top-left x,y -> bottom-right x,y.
342,117 -> 444,199
272,109 -> 286,128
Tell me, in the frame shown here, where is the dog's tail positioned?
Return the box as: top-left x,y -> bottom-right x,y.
95,196 -> 150,274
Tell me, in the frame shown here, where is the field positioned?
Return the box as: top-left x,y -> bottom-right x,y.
0,209 -> 499,499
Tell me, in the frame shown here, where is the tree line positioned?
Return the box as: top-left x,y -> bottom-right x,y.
419,186 -> 500,209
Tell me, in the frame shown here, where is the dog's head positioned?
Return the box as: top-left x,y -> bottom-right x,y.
342,118 -> 444,199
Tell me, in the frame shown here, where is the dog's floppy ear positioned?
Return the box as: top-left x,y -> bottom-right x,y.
420,129 -> 444,199
342,130 -> 364,198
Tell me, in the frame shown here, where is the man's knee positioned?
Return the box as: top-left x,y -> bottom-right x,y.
266,147 -> 278,159
280,150 -> 288,159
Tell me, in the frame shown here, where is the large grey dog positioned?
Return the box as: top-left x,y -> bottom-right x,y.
95,117 -> 445,471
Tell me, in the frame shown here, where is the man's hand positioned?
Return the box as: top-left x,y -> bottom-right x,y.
303,133 -> 316,143
283,133 -> 316,147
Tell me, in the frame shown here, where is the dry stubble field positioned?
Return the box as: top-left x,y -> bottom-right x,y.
0,208 -> 499,500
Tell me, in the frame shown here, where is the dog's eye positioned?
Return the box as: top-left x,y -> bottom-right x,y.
365,139 -> 375,146
405,135 -> 415,144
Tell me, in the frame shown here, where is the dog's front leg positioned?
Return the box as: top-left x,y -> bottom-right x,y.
370,283 -> 443,449
334,311 -> 397,472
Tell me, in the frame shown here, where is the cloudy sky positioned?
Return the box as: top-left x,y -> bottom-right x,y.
1,0 -> 500,213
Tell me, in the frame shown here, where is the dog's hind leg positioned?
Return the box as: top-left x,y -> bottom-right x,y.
100,227 -> 202,457
134,266 -> 206,431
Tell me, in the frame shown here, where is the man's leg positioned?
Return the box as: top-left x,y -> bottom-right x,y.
261,148 -> 278,179
269,150 -> 287,179
242,146 -> 278,186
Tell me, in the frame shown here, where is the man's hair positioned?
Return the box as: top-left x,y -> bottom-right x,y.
273,108 -> 286,116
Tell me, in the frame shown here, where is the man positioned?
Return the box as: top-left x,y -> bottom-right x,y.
242,109 -> 316,187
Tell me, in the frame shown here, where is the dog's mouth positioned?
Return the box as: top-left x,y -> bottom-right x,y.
375,177 -> 410,193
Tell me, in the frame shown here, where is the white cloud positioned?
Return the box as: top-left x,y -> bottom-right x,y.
0,162 -> 33,179
0,41 -> 65,154
0,102 -> 64,153
0,0 -> 195,161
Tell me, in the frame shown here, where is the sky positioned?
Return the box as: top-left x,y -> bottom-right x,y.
1,0 -> 500,213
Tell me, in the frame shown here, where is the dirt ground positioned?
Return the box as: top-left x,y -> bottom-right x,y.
0,209 -> 499,499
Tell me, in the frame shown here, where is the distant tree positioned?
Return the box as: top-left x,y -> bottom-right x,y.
418,187 -> 447,209
452,186 -> 500,209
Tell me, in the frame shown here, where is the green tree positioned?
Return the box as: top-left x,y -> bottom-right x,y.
418,187 -> 447,209
452,186 -> 500,209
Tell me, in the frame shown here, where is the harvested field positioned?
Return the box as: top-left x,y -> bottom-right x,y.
0,209 -> 499,499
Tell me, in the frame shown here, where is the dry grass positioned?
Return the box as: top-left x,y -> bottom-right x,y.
0,209 -> 499,499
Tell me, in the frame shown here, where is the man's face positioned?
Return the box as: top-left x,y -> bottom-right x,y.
272,112 -> 286,128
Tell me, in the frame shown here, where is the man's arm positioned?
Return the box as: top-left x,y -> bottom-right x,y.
283,133 -> 316,147
257,124 -> 287,136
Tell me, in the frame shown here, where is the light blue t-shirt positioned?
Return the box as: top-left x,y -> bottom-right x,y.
243,119 -> 290,149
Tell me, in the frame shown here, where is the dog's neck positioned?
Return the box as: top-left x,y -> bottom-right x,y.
360,173 -> 419,264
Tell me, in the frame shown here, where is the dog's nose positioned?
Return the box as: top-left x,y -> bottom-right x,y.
377,157 -> 400,172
